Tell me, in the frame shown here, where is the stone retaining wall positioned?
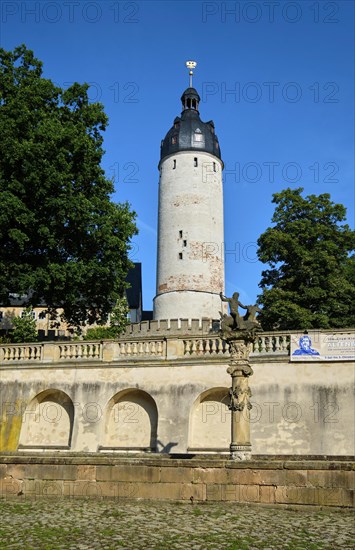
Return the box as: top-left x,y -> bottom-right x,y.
1,454 -> 353,509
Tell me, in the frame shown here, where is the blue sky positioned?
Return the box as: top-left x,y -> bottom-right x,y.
1,0 -> 354,311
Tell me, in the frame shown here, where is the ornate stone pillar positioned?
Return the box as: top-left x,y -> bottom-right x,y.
226,337 -> 254,460
219,291 -> 261,460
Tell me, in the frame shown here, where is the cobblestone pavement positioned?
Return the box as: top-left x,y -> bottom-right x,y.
0,499 -> 354,550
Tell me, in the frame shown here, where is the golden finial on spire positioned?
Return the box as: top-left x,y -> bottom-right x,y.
185,61 -> 197,87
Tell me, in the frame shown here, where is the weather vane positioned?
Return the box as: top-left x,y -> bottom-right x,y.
186,60 -> 197,87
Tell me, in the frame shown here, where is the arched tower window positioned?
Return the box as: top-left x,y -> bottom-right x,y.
181,89 -> 200,112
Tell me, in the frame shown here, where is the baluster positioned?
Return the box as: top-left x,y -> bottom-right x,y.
138,342 -> 144,355
119,343 -> 126,355
143,342 -> 150,355
197,340 -> 203,354
280,336 -> 287,352
274,336 -> 280,352
156,341 -> 163,355
211,339 -> 217,354
191,340 -> 197,355
150,341 -> 156,355
260,336 -> 266,354
132,342 -> 138,355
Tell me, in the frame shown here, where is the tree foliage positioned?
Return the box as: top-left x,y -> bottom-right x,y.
0,45 -> 137,327
83,296 -> 130,340
257,188 -> 355,330
12,307 -> 38,343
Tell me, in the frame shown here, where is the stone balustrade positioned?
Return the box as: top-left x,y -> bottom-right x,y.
0,344 -> 43,362
0,327 -> 292,365
58,343 -> 102,361
183,338 -> 228,355
2,326 -> 352,365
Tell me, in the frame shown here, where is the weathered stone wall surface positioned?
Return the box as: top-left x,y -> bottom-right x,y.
155,151 -> 225,320
0,454 -> 353,508
0,329 -> 354,456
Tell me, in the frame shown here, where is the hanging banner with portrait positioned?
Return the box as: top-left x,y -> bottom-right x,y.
290,332 -> 355,361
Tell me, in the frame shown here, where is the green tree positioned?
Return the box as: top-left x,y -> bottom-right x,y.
83,296 -> 130,340
12,307 -> 38,343
0,45 -> 137,328
257,188 -> 355,330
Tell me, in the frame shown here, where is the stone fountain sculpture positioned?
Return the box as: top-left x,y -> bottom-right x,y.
220,292 -> 262,460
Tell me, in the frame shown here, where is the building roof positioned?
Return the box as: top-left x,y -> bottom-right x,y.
4,263 -> 143,311
125,263 -> 142,310
160,87 -> 222,163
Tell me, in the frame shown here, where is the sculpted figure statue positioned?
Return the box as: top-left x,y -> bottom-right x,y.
220,291 -> 246,330
220,292 -> 261,335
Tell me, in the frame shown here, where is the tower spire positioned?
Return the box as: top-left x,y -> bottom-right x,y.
186,60 -> 197,88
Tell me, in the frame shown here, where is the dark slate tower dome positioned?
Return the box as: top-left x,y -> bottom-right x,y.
160,87 -> 222,163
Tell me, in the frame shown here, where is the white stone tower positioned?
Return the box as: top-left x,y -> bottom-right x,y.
154,63 -> 225,320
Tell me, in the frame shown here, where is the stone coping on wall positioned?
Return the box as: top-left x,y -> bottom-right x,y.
1,453 -> 354,509
1,452 -> 354,467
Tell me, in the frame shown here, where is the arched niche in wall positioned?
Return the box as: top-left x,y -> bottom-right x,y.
188,387 -> 230,453
101,389 -> 158,452
18,389 -> 74,450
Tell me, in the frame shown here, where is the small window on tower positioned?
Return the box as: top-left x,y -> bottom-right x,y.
194,129 -> 203,143
171,136 -> 177,145
179,230 -> 183,238
183,240 -> 187,247
173,160 -> 176,169
179,252 -> 183,260
213,162 -> 216,172
194,157 -> 198,167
